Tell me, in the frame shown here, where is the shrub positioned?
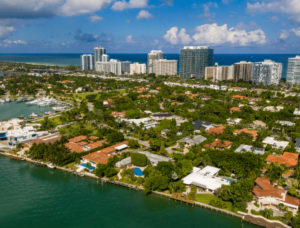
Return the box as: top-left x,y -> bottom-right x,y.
191,185 -> 197,193
131,153 -> 147,167
131,175 -> 137,182
188,192 -> 196,200
129,139 -> 140,149
254,202 -> 259,207
137,177 -> 144,185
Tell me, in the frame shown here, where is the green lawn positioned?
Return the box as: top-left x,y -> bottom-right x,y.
35,116 -> 62,127
72,93 -> 99,100
195,194 -> 234,212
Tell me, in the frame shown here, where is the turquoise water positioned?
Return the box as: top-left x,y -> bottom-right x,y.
0,156 -> 255,228
0,101 -> 53,120
222,177 -> 236,183
133,168 -> 143,176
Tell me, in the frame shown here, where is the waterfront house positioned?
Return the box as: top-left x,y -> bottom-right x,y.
262,137 -> 289,150
252,177 -> 300,213
0,118 -> 25,131
182,166 -> 230,193
27,133 -> 62,147
65,142 -> 85,153
5,127 -> 47,146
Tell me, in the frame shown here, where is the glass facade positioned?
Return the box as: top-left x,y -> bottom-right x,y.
180,47 -> 213,79
287,56 -> 300,85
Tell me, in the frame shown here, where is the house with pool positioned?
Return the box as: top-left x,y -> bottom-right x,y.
182,166 -> 230,193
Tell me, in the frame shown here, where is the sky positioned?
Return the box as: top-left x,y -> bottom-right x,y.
0,0 -> 300,54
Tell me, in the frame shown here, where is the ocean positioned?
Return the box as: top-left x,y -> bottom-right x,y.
0,156 -> 256,228
0,53 -> 298,78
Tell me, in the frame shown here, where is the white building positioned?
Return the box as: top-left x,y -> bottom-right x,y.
252,60 -> 282,85
182,166 -> 230,193
102,54 -> 109,62
153,59 -> 177,76
148,50 -> 163,73
205,63 -> 234,82
130,62 -> 146,75
227,118 -> 242,125
75,87 -> 83,93
0,119 -> 25,131
81,54 -> 94,71
95,59 -> 131,75
276,121 -> 295,126
5,127 -> 46,146
262,137 -> 289,150
286,56 -> 300,85
263,106 -> 284,112
94,47 -> 106,64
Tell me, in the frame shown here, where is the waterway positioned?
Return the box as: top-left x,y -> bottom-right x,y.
0,156 -> 256,228
0,101 -> 53,120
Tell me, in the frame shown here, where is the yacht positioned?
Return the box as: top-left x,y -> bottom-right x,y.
47,163 -> 56,169
16,96 -> 27,102
0,99 -> 5,103
29,113 -> 38,118
5,98 -> 11,102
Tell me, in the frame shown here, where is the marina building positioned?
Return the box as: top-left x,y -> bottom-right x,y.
233,61 -> 253,83
148,50 -> 163,73
81,54 -> 94,71
286,56 -> 300,85
180,46 -> 214,79
205,63 -> 234,82
153,59 -> 177,76
182,166 -> 230,193
252,60 -> 282,85
130,62 -> 147,75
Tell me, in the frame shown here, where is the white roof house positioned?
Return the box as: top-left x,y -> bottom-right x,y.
294,108 -> 300,115
115,157 -> 132,168
182,166 -> 230,192
227,118 -> 242,125
275,121 -> 295,126
263,106 -> 284,112
234,144 -> 265,155
6,127 -> 47,146
262,137 -> 289,150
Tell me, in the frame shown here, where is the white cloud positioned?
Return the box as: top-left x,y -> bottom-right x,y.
0,20 -> 18,40
136,10 -> 154,20
235,21 -> 259,31
126,35 -> 134,43
163,27 -> 192,45
3,39 -> 27,45
89,15 -> 103,22
279,30 -> 289,40
151,39 -> 159,45
126,20 -> 131,23
270,15 -> 279,22
198,2 -> 218,20
111,0 -> 148,11
246,0 -> 300,24
192,23 -> 266,46
291,27 -> 300,37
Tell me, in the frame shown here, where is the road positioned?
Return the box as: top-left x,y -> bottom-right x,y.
127,136 -> 150,148
76,99 -> 94,112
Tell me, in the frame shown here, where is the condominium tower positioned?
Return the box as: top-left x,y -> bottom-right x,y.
180,46 -> 214,79
81,54 -> 94,71
94,47 -> 106,64
205,63 -> 234,82
286,56 -> 300,85
148,50 -> 163,73
102,54 -> 109,62
95,59 -> 131,75
233,61 -> 253,83
130,62 -> 146,75
252,60 -> 282,85
153,59 -> 177,76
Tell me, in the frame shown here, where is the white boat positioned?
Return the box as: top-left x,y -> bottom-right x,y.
45,111 -> 52,115
0,99 -> 5,103
47,163 -> 56,169
29,112 -> 38,118
6,98 -> 11,102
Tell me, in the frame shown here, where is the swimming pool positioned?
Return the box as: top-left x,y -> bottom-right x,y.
133,168 -> 143,176
81,163 -> 95,170
222,177 -> 236,183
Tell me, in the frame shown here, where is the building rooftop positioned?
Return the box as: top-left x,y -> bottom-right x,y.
68,135 -> 87,143
138,151 -> 174,165
177,135 -> 207,146
207,126 -> 225,134
82,151 -> 111,164
210,139 -> 232,148
234,144 -> 265,155
234,129 -> 258,139
64,142 -> 84,153
266,152 -> 299,167
27,133 -> 62,146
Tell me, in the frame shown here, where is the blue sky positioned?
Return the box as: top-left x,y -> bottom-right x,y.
0,0 -> 300,54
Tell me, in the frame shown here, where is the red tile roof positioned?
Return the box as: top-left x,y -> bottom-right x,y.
85,140 -> 106,150
234,128 -> 258,139
210,139 -> 232,148
82,152 -> 111,164
266,152 -> 299,167
232,95 -> 248,99
230,107 -> 241,112
68,136 -> 87,143
28,134 -> 62,146
89,136 -> 99,140
207,126 -> 225,134
64,142 -> 84,153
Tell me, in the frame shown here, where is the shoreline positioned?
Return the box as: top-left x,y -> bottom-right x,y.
0,152 -> 291,228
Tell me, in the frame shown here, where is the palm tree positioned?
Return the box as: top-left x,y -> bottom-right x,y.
86,162 -> 91,169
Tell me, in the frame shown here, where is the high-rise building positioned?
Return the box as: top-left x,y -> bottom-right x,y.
130,63 -> 146,75
205,63 -> 234,82
233,61 -> 253,83
252,60 -> 282,85
81,54 -> 94,71
148,50 -> 163,73
94,47 -> 106,65
180,46 -> 213,79
286,56 -> 300,85
153,59 -> 177,76
95,59 -> 131,75
102,54 -> 109,62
